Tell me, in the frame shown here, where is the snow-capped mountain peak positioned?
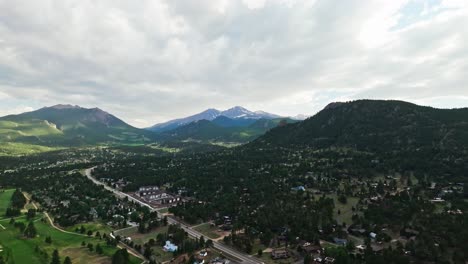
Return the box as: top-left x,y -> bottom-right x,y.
147,106 -> 284,132
220,106 -> 255,119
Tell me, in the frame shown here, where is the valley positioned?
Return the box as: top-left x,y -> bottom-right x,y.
0,100 -> 467,264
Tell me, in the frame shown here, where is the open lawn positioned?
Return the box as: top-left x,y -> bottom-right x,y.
193,223 -> 221,239
258,253 -> 297,264
157,207 -> 169,214
116,225 -> 174,262
0,214 -> 142,264
313,194 -> 359,225
0,189 -> 14,219
64,222 -> 114,236
0,142 -> 61,156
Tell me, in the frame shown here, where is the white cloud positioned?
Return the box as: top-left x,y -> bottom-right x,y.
0,105 -> 34,117
0,0 -> 466,127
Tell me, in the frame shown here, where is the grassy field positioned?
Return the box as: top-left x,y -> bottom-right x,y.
116,225 -> 174,262
0,189 -> 14,219
193,223 -> 221,239
64,222 -> 114,236
313,194 -> 359,225
0,215 -> 142,264
0,142 -> 61,156
258,247 -> 297,264
157,208 -> 169,214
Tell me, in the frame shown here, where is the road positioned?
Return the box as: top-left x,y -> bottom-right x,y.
84,168 -> 264,264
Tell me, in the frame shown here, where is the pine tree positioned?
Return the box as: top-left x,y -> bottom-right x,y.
112,249 -> 130,264
24,221 -> 37,238
199,235 -> 205,249
63,256 -> 72,264
50,249 -> 60,264
96,244 -> 103,254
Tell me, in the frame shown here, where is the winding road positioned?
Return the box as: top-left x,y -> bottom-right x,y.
84,168 -> 264,264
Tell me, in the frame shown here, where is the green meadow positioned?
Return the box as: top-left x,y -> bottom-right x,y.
0,142 -> 61,156
0,189 -> 15,219
0,216 -> 142,264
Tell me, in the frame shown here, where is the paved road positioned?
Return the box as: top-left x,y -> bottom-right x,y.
84,168 -> 263,264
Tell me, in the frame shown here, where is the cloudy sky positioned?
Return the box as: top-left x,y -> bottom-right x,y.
0,0 -> 467,127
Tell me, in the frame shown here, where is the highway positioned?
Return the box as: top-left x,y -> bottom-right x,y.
84,168 -> 263,264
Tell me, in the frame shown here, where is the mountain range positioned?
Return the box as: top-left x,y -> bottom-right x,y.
147,106 -> 283,133
0,105 -> 297,152
1,100 -> 468,156
158,117 -> 296,143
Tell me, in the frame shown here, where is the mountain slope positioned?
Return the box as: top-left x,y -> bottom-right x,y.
254,100 -> 468,151
0,104 -> 154,146
159,117 -> 297,143
147,106 -> 281,133
211,116 -> 258,127
148,109 -> 221,133
219,106 -> 281,119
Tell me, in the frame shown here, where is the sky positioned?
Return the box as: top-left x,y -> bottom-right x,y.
0,0 -> 467,127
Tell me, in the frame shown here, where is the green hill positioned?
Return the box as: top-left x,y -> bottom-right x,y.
0,104 -> 154,149
254,100 -> 468,151
159,118 -> 297,143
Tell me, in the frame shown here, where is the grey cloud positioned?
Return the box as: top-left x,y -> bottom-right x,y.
0,0 -> 467,126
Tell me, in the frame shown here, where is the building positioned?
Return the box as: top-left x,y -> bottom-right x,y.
138,186 -> 160,194
333,238 -> 347,246
137,186 -> 182,205
300,242 -> 322,255
271,248 -> 289,259
163,241 -> 178,252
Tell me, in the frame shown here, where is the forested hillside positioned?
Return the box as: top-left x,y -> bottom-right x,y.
255,100 -> 468,151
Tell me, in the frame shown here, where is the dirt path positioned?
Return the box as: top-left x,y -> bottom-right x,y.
22,192 -> 38,210
44,211 -> 89,237
110,232 -> 148,263
22,191 -> 147,263
21,192 -> 86,237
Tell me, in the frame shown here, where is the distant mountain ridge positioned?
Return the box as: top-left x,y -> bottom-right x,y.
0,104 -> 154,146
147,106 -> 282,133
158,116 -> 297,143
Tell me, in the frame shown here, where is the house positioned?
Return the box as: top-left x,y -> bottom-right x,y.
292,186 -> 306,192
324,257 -> 335,263
369,232 -> 377,239
271,248 -> 289,259
163,241 -> 178,252
193,250 -> 210,264
349,228 -> 367,236
223,216 -> 232,225
333,238 -> 347,246
89,208 -> 99,219
301,242 -> 322,255
210,257 -> 229,264
356,245 -> 366,251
